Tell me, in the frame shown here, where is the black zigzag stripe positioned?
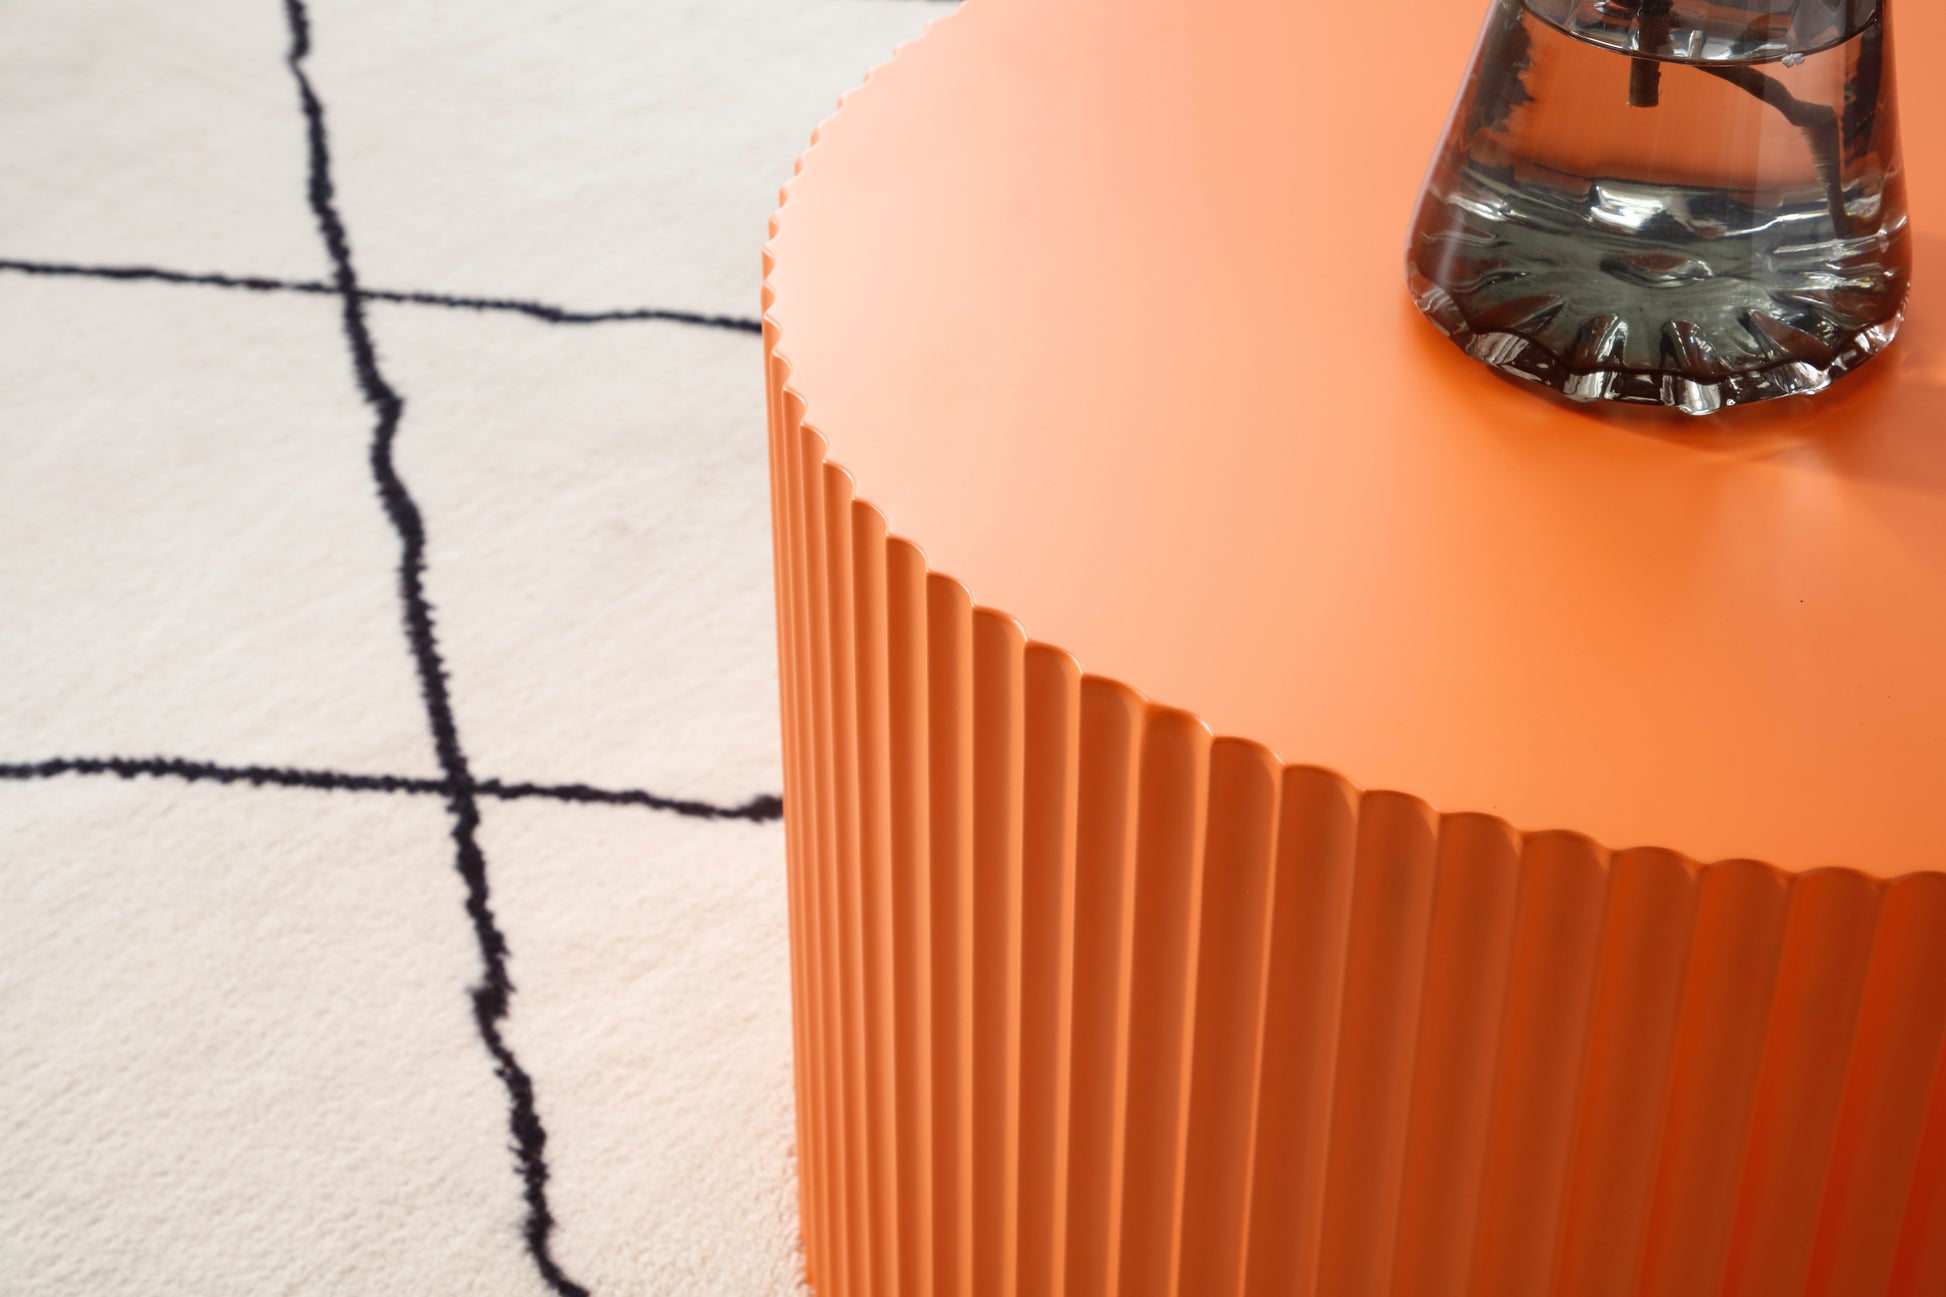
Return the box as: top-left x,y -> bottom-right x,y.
281,3 -> 590,1293
0,756 -> 784,824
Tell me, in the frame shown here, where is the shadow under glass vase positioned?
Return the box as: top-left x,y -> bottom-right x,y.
1408,0 -> 1910,414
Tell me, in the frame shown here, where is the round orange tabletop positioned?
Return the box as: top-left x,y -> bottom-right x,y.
761,3 -> 1946,1296
766,0 -> 1945,880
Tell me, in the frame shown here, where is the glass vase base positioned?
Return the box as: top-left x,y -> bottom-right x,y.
1410,166 -> 1907,415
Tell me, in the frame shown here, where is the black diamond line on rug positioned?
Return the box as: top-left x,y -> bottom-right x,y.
0,756 -> 783,823
282,1 -> 591,1292
0,256 -> 764,333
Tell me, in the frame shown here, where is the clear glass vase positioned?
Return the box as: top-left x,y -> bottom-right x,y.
1408,0 -> 1909,414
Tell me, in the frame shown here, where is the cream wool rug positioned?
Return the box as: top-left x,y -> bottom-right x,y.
0,1 -> 948,1292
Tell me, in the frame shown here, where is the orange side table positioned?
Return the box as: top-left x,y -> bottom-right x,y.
761,1 -> 1946,1293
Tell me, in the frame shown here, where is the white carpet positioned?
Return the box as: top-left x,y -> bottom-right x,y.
0,1 -> 948,1292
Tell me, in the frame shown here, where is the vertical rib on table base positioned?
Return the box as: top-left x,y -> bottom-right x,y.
885,536 -> 935,1297
1116,709 -> 1211,1297
1636,862 -> 1794,1297
849,501 -> 902,1297
1315,793 -> 1440,1296
1390,815 -> 1524,1297
767,385 -> 1946,1296
1017,645 -> 1080,1297
1548,848 -> 1705,1297
1803,876 -> 1946,1297
1721,869 -> 1883,1297
970,611 -> 1025,1297
820,460 -> 878,1297
1174,740 -> 1280,1297
1242,767 -> 1358,1296
1063,678 -> 1144,1297
926,571 -> 975,1297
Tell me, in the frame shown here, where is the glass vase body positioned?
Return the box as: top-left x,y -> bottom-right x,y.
1408,0 -> 1909,414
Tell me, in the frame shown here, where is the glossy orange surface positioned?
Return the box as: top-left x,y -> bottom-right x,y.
764,0 -> 1946,878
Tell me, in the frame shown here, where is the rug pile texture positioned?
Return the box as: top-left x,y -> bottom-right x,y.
0,2 -> 945,1291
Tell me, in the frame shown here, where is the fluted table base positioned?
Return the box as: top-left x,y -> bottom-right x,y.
765,370 -> 1946,1297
